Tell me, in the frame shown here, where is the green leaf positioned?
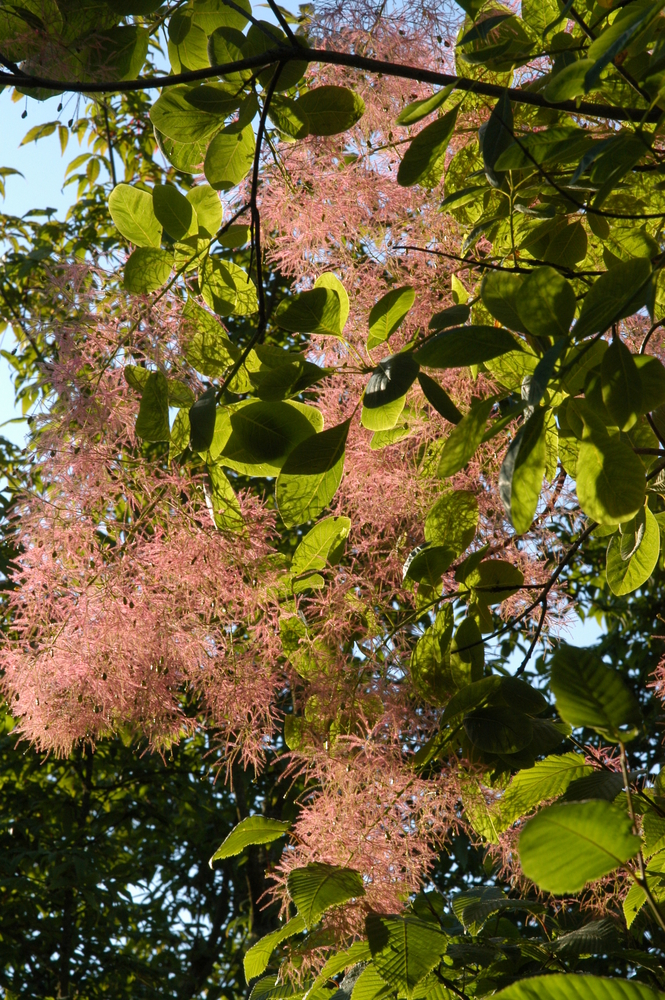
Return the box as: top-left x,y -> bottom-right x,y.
204,124 -> 255,191
418,372 -> 462,424
135,370 -> 170,442
361,354 -> 420,430
453,888 -> 544,935
635,354 -> 665,412
218,224 -> 251,249
150,86 -> 224,143
576,432 -> 645,525
276,420 -> 351,527
169,16 -> 209,71
495,974 -> 664,1000
186,183 -> 222,236
544,221 -> 588,268
464,706 -> 533,754
437,398 -> 494,478
168,380 -> 196,408
155,129 -> 209,174
268,94 -> 310,139
516,267 -> 576,341
482,91 -> 513,186
519,800 -> 641,893
624,880 -> 649,929
109,183 -> 162,248
291,516 -> 351,575
425,489 -> 478,554
440,676 -> 502,728
397,106 -> 459,188
314,272 -> 349,330
184,82 -> 242,116
574,258 -> 653,340
396,85 -> 454,125
276,288 -> 343,337
544,59 -> 594,102
480,271 -> 527,334
606,506 -> 660,596
243,916 -> 305,983
123,248 -> 174,293
351,965 -> 394,1000
183,296 -> 239,376
210,816 -> 290,864
365,913 -> 448,998
414,325 -> 518,368
498,406 -> 548,534
559,770 -> 624,803
404,544 -> 456,585
293,86 -> 365,136
169,407 -> 190,461
207,462 -> 243,530
207,25 -> 250,81
449,615 -> 484,685
495,752 -> 594,832
287,863 -> 365,929
250,359 -> 329,402
220,401 -> 321,475
189,388 -> 217,454
550,644 -> 641,740
466,559 -> 524,604
94,25 -> 149,81
201,258 -> 257,316
368,286 -> 415,350
152,183 -> 197,241
410,605 -> 455,704
429,303 -> 471,331
601,337 -> 643,431
310,944 -> 372,994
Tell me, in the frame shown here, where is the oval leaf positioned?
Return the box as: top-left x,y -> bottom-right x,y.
519,800 -> 641,893
210,816 -> 291,865
109,183 -> 162,248
293,86 -> 365,136
414,326 -> 519,369
287,863 -> 365,929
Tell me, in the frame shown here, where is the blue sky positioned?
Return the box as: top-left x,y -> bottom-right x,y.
1,90 -> 74,447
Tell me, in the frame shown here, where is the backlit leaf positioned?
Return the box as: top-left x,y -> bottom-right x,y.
550,644 -> 641,740
437,398 -> 494,478
243,916 -> 305,983
204,124 -> 255,191
276,420 -> 351,527
288,863 -> 365,928
135,370 -> 170,442
397,106 -> 459,187
576,432 -> 645,525
414,325 -> 518,368
519,800 -> 641,893
368,286 -> 415,350
499,406 -> 548,534
109,183 -> 162,248
210,816 -> 290,864
365,913 -> 447,998
294,86 -> 365,136
123,248 -> 173,293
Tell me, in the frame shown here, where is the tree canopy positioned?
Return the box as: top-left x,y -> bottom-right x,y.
1,0 -> 665,995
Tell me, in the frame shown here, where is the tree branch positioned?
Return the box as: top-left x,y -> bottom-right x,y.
1,45 -> 662,122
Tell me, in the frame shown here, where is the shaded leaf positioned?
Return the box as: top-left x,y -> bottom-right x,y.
276,420 -> 351,527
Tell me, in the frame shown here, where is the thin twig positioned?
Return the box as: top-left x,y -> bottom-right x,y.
515,598 -> 547,676
215,65 -> 284,401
